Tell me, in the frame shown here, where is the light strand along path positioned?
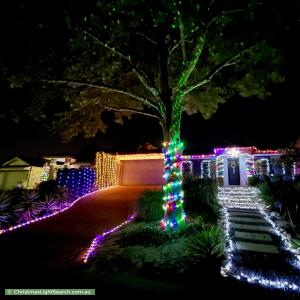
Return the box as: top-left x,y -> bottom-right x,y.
219,186 -> 300,292
0,186 -> 159,286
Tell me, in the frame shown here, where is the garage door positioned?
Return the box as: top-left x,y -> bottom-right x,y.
120,159 -> 164,185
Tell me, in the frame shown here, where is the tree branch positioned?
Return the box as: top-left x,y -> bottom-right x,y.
38,79 -> 161,113
206,8 -> 247,29
136,32 -> 157,45
184,43 -> 259,95
103,104 -> 162,120
203,43 -> 258,81
83,30 -> 130,61
177,33 -> 206,90
131,68 -> 160,98
183,79 -> 210,95
83,30 -> 161,101
178,14 -> 187,62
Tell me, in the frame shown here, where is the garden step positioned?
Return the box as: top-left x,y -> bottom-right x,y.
229,216 -> 266,223
230,223 -> 271,232
234,231 -> 273,242
236,241 -> 280,254
229,212 -> 262,218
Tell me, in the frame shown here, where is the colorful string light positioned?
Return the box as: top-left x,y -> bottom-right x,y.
160,139 -> 186,230
82,214 -> 135,263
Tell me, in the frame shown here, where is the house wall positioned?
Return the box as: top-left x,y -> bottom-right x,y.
27,167 -> 43,189
0,169 -> 29,190
120,159 -> 164,185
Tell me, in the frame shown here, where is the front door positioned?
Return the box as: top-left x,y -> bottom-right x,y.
228,158 -> 240,185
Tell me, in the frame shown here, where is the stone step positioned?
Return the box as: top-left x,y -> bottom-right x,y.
229,212 -> 262,218
229,216 -> 266,223
230,223 -> 271,232
234,231 -> 273,242
236,241 -> 279,254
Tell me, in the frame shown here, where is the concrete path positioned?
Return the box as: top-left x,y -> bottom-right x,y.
0,186 -> 159,285
219,186 -> 300,291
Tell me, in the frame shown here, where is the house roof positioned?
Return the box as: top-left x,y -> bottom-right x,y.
1,156 -> 44,167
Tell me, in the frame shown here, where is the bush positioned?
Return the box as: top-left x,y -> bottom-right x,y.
183,177 -> 219,223
120,224 -> 170,246
37,180 -> 59,198
185,224 -> 224,262
248,175 -> 261,186
136,190 -> 164,222
258,179 -> 276,206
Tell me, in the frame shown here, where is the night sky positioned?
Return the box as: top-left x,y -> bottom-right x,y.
0,1 -> 299,163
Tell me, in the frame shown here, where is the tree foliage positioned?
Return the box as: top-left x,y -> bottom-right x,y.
1,0 -> 290,141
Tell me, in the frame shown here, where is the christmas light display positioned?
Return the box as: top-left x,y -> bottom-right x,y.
160,139 -> 185,230
201,160 -> 211,178
57,167 -> 96,198
181,160 -> 193,177
245,154 -> 255,177
214,146 -> 256,156
255,158 -> 270,176
40,164 -> 50,182
255,149 -> 279,154
82,214 -> 135,263
0,188 -> 113,236
116,153 -> 164,160
96,152 -> 120,189
216,156 -> 224,178
184,154 -> 215,159
219,186 -> 300,293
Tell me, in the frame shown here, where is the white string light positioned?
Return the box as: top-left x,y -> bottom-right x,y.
219,186 -> 300,293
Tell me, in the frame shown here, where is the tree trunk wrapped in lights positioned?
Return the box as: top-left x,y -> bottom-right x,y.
161,138 -> 185,229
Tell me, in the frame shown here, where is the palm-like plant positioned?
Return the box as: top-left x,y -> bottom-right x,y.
14,190 -> 40,223
38,193 -> 60,215
185,225 -> 224,261
56,186 -> 70,208
0,192 -> 14,227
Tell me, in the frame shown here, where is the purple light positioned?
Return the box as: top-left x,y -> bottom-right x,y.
0,186 -> 116,236
82,214 -> 135,263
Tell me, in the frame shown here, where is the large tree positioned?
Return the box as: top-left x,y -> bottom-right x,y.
4,0 -> 287,229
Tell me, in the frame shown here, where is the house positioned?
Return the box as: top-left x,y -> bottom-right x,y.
0,157 -> 44,190
182,146 -> 285,186
42,156 -> 77,180
96,146 -> 296,188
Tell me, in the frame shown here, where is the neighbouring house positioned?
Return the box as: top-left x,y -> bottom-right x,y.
0,157 -> 44,190
96,146 -> 298,188
42,156 -> 77,181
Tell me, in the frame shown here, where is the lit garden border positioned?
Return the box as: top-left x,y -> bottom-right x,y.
82,214 -> 135,263
0,186 -> 116,236
219,187 -> 300,293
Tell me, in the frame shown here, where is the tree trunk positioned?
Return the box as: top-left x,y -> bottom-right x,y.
160,92 -> 186,229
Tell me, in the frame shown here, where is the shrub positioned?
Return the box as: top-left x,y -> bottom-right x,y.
183,177 -> 219,222
38,194 -> 61,215
0,191 -> 15,228
14,190 -> 40,222
185,224 -> 224,262
248,175 -> 261,186
37,180 -> 59,198
136,190 -> 163,222
120,224 -> 170,246
258,180 -> 276,206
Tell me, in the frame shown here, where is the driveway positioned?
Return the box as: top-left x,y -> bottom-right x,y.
0,186 -> 160,286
